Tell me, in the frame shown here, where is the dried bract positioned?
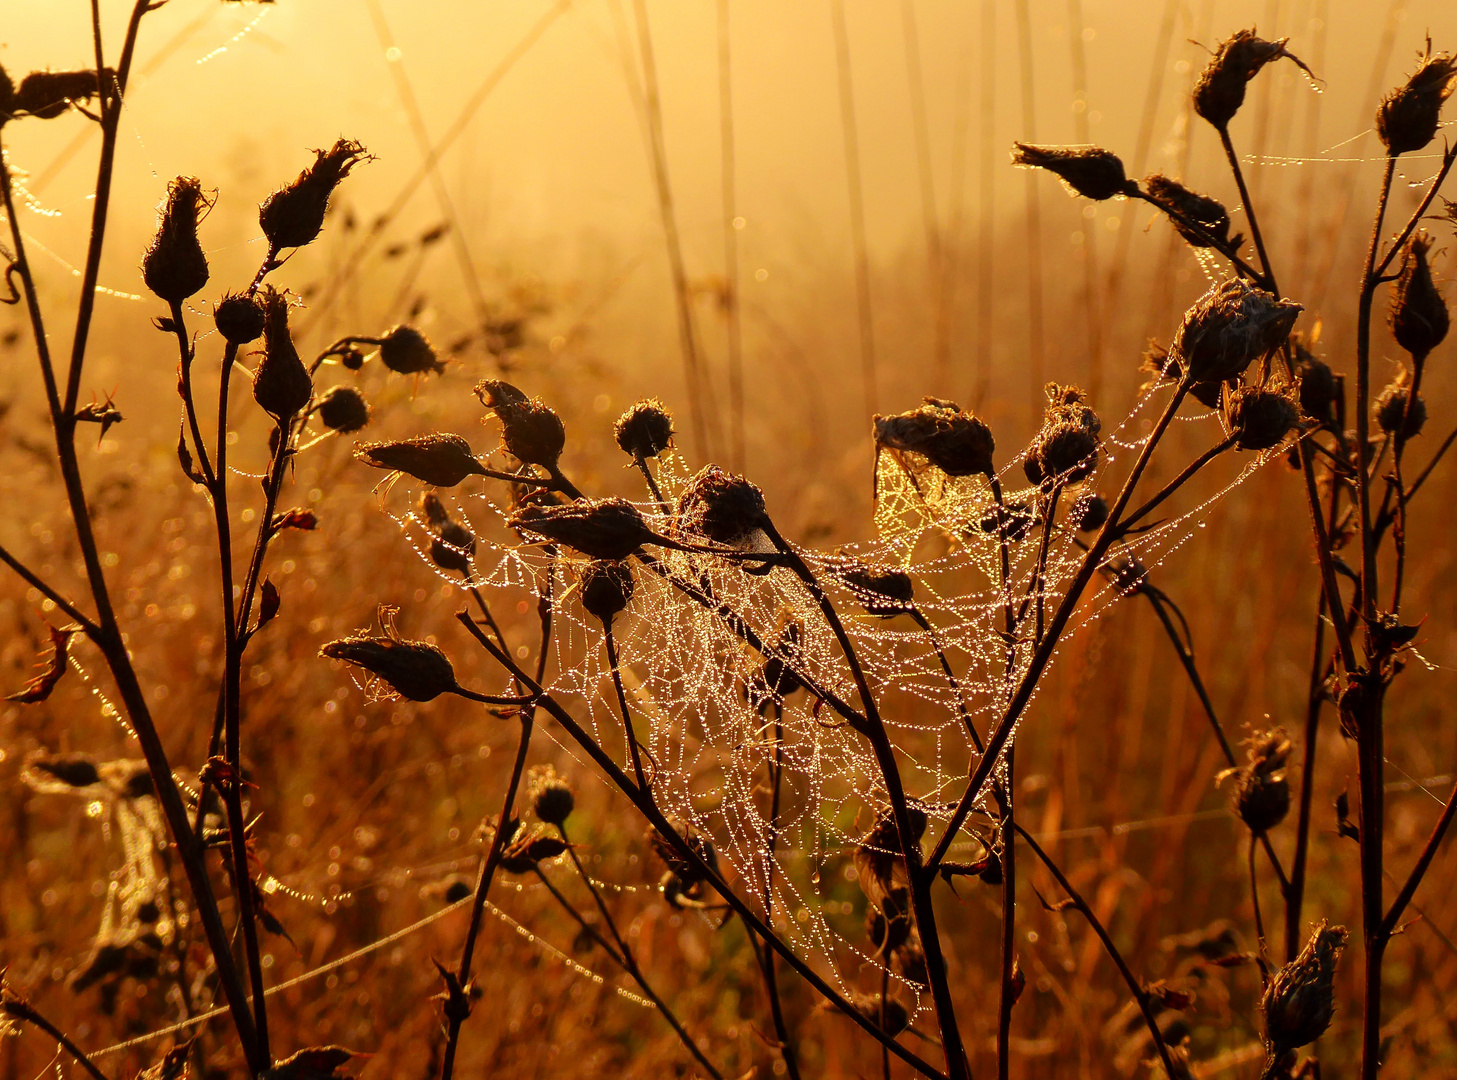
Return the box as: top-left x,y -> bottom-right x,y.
1262,922 -> 1348,1053
379,325 -> 444,375
1377,40 -> 1457,156
215,292 -> 265,345
873,398 -> 995,477
142,177 -> 209,303
510,497 -> 657,560
1224,385 -> 1300,451
316,385 -> 371,433
1390,232 -> 1448,359
1172,279 -> 1302,385
252,287 -> 312,422
259,139 -> 368,250
1375,378 -> 1427,439
355,433 -> 486,488
476,380 -> 565,468
1145,175 -> 1237,248
615,399 -> 675,459
676,465 -> 769,544
1194,31 -> 1312,130
1010,143 -> 1135,200
320,632 -> 460,702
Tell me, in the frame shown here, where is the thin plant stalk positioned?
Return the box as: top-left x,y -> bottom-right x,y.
0,997 -> 111,1080
995,748 -> 1016,1080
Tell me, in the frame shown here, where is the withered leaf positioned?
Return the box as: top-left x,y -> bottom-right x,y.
7,625 -> 76,703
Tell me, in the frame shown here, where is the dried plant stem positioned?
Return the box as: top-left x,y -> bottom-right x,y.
1382,777 -> 1457,938
604,626 -> 650,796
1118,434 -> 1237,535
1013,824 -> 1178,1077
454,615 -> 948,1080
753,708 -> 802,1080
1217,127 -> 1275,287
911,609 -> 984,755
0,542 -> 95,631
995,749 -> 1016,1080
1403,424 -> 1457,501
1,998 -> 111,1080
1249,835 -> 1270,974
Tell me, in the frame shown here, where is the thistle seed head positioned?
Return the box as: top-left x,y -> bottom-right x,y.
1194,31 -> 1311,131
215,292 -> 266,345
355,433 -> 487,488
526,765 -> 575,827
1073,493 -> 1109,532
142,177 -> 210,304
475,380 -> 565,469
1024,384 -> 1101,486
1010,143 -> 1136,200
873,398 -> 995,477
835,559 -> 915,617
676,465 -> 769,544
1293,338 -> 1339,429
379,325 -> 445,375
510,497 -> 656,560
1230,728 -> 1292,833
1377,40 -> 1457,157
1172,278 -> 1302,385
320,632 -> 461,702
252,286 -> 312,422
420,493 -> 475,575
259,139 -> 368,250
316,385 -> 371,433
580,559 -> 635,623
1145,174 -> 1239,249
1375,377 -> 1427,438
615,399 -> 676,459
1262,921 -> 1348,1053
1390,232 -> 1448,360
1224,385 -> 1300,451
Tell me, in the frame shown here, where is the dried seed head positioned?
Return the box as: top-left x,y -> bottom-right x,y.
510,497 -> 657,560
747,623 -> 805,713
676,465 -> 769,544
379,325 -> 445,375
1145,174 -> 1238,249
979,499 -> 1034,542
419,493 -> 475,575
649,821 -> 719,887
1262,921 -> 1348,1053
1024,384 -> 1101,486
1073,493 -> 1109,532
1172,278 -> 1302,385
22,752 -> 101,790
500,828 -> 570,874
252,287 -> 312,422
1194,31 -> 1311,130
316,385 -> 371,433
1374,377 -> 1427,438
214,292 -> 265,345
873,398 -> 996,477
320,634 -> 460,702
13,69 -> 103,120
835,559 -> 915,617
259,139 -> 368,250
338,345 -> 366,370
1224,385 -> 1301,451
1010,143 -> 1136,200
1390,232 -> 1448,359
1293,339 -> 1339,429
142,177 -> 210,304
854,995 -> 909,1037
1231,728 -> 1292,833
355,433 -> 487,488
580,559 -> 635,623
1108,553 -> 1148,597
475,380 -> 566,468
615,399 -> 676,459
1377,40 -> 1457,157
854,806 -> 929,913
526,765 -> 575,827
1140,340 -> 1229,408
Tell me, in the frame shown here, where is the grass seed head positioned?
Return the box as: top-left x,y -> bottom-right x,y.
1173,279 -> 1302,385
1375,377 -> 1427,438
1390,232 -> 1448,359
215,292 -> 265,345
1377,40 -> 1457,156
316,385 -> 371,433
1194,31 -> 1310,130
1262,921 -> 1348,1053
259,138 -> 367,250
676,465 -> 769,544
580,559 -> 635,623
142,177 -> 210,304
253,286 -> 312,422
1145,174 -> 1238,249
615,399 -> 675,459
1224,385 -> 1300,451
379,325 -> 445,375
475,379 -> 565,468
510,497 -> 656,560
355,433 -> 486,488
873,398 -> 995,477
1010,143 -> 1136,200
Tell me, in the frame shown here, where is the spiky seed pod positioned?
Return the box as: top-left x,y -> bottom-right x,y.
580,559 -> 635,623
615,399 -> 675,458
1224,386 -> 1301,451
510,498 -> 657,560
252,287 -> 312,422
837,560 -> 915,617
526,765 -> 575,827
420,493 -> 475,575
873,398 -> 996,477
1375,379 -> 1427,439
1230,728 -> 1292,833
13,70 -> 103,120
1263,922 -> 1348,1053
1010,143 -> 1136,200
1377,41 -> 1457,157
476,380 -> 566,469
676,465 -> 769,545
1073,493 -> 1108,532
1193,31 -> 1310,131
1172,278 -> 1303,385
379,325 -> 444,375
214,292 -> 265,345
355,433 -> 487,487
1145,174 -> 1236,248
1024,384 -> 1101,486
1390,233 -> 1448,359
142,177 -> 209,303
319,634 -> 460,702
1293,340 -> 1339,429
259,139 -> 368,250
316,385 -> 371,433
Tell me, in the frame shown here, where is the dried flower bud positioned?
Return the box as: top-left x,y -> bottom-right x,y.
379,325 -> 444,375
215,292 -> 265,345
1194,31 -> 1311,131
854,995 -> 909,1036
1230,728 -> 1292,833
1390,233 -> 1448,359
142,177 -> 210,303
13,69 -> 103,120
1140,340 -> 1229,408
510,497 -> 657,560
615,399 -> 676,459
1145,175 -> 1237,249
316,385 -> 371,433
1073,493 -> 1108,532
1293,339 -> 1338,428
676,465 -> 768,544
1172,278 -> 1302,385
338,345 -> 366,370
1262,921 -> 1348,1053
1024,384 -> 1101,486
836,559 -> 915,617
526,765 -> 575,827
1374,378 -> 1426,439
1377,40 -> 1457,157
320,634 -> 461,702
259,139 -> 368,250
1107,553 -> 1148,597
356,433 -> 487,488
252,287 -> 312,422
1224,385 -> 1300,451
979,499 -> 1034,542
649,821 -> 719,887
580,559 -> 635,622
500,828 -> 570,873
1010,143 -> 1136,200
22,753 -> 101,789
873,398 -> 995,477
420,493 -> 475,575
476,380 -> 565,468
747,624 -> 805,713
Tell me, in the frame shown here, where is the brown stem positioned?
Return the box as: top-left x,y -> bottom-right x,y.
604,624 -> 650,796
995,749 -> 1017,1080
0,543 -> 97,633
911,609 -> 983,755
1,997 -> 111,1080
1118,434 -> 1238,536
1217,127 -> 1276,290
1382,777 -> 1457,938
